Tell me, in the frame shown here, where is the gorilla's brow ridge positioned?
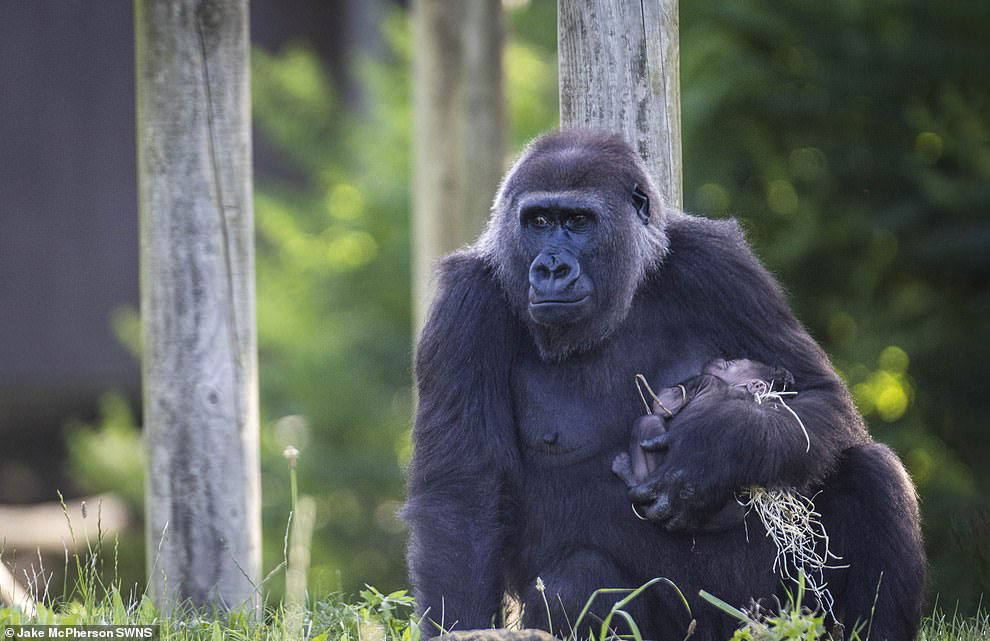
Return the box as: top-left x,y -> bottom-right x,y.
514,190 -> 610,217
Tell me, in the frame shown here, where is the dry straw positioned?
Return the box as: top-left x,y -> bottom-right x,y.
738,487 -> 847,620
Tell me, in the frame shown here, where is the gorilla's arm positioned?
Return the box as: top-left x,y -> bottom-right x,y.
630,218 -> 867,529
404,254 -> 520,632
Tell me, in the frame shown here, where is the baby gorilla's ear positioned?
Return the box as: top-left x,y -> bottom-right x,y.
746,379 -> 769,396
771,366 -> 795,389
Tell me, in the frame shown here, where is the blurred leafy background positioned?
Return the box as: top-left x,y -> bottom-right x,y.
65,0 -> 989,610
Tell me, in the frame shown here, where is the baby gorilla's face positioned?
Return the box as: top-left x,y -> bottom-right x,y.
703,358 -> 791,392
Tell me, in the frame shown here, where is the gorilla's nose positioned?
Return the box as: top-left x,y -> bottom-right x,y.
529,249 -> 581,298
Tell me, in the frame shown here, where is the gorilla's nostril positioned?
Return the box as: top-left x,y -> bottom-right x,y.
530,249 -> 581,292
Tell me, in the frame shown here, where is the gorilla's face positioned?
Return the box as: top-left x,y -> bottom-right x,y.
703,358 -> 795,391
703,358 -> 761,386
519,192 -> 599,326
480,129 -> 670,361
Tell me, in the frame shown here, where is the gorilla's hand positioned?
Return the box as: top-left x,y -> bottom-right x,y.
627,382 -> 748,531
628,465 -> 725,531
611,452 -> 638,487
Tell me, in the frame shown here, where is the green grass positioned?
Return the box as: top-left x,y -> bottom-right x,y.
700,575 -> 989,641
1,566 -> 986,641
0,478 -> 983,640
916,608 -> 990,641
0,578 -> 420,641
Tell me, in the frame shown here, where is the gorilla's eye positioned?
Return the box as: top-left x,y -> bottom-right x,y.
567,213 -> 592,230
530,215 -> 551,229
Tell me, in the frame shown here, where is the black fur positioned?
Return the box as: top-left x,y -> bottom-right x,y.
404,129 -> 926,640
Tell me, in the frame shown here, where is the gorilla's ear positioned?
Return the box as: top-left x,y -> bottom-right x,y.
631,185 -> 650,225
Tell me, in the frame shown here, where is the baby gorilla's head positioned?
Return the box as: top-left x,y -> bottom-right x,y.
703,358 -> 794,396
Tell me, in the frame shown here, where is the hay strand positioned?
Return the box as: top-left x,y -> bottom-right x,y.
752,379 -> 811,453
738,488 -> 847,620
634,373 -> 673,417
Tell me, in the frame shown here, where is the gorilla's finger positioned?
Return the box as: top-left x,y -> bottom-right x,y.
628,479 -> 660,504
611,453 -> 637,487
640,432 -> 671,451
643,493 -> 673,522
677,483 -> 696,501
612,452 -> 631,473
664,512 -> 692,532
633,414 -> 666,433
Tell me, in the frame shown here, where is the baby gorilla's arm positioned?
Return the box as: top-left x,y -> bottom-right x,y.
613,414 -> 668,486
615,375 -> 733,487
650,384 -> 689,417
638,374 -> 741,452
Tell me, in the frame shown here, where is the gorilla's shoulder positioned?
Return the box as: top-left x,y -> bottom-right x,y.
436,249 -> 496,287
433,250 -> 507,315
665,214 -> 751,265
658,213 -> 787,302
419,250 -> 517,366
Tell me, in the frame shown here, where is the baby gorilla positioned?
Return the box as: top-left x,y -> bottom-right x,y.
613,358 -> 795,530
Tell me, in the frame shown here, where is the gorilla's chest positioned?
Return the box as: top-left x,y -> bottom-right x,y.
509,323 -> 713,465
511,357 -> 638,463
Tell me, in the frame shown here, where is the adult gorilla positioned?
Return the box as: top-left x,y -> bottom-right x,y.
404,129 -> 925,641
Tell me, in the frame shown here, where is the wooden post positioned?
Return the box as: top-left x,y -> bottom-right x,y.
0,561 -> 34,612
558,0 -> 683,208
412,0 -> 505,334
135,0 -> 260,612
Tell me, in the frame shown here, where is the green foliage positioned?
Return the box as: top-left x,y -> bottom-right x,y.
698,571 -> 946,641
702,575 -> 829,641
251,24 -> 414,596
701,576 -> 990,641
66,393 -> 143,506
725,609 -> 826,641
679,0 -> 990,607
248,6 -> 557,598
505,39 -> 558,149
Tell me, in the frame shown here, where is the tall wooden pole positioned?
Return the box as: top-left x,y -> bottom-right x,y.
135,0 -> 260,612
412,0 -> 505,335
558,0 -> 682,208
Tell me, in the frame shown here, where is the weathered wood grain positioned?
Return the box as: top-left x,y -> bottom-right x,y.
558,0 -> 683,208
412,0 -> 505,333
135,0 -> 260,612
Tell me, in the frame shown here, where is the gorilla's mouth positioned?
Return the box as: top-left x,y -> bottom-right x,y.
530,295 -> 589,307
528,295 -> 591,326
